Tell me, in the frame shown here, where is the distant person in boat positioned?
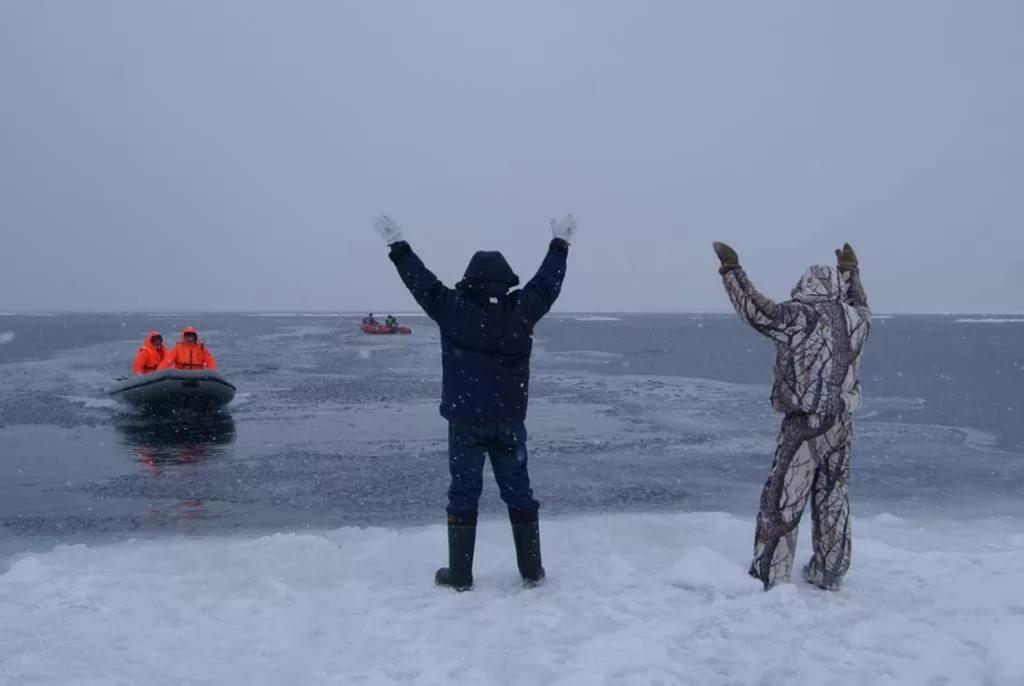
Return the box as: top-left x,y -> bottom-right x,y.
362,313 -> 378,326
713,241 -> 871,592
159,326 -> 218,371
132,331 -> 168,375
374,212 -> 576,592
385,314 -> 399,329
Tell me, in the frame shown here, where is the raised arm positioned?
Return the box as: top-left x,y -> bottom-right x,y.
519,215 -> 575,323
836,243 -> 870,317
375,215 -> 453,321
713,242 -> 805,343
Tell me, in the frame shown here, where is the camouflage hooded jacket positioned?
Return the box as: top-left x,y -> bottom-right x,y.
722,265 -> 871,416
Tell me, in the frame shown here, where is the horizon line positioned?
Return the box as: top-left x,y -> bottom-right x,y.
2,309 -> 1024,317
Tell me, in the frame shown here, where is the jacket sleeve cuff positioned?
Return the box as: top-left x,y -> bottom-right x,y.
549,238 -> 569,256
388,241 -> 412,262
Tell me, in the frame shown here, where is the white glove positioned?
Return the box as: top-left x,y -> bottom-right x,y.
373,214 -> 405,245
550,214 -> 577,243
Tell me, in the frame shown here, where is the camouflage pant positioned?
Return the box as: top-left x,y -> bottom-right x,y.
750,413 -> 853,591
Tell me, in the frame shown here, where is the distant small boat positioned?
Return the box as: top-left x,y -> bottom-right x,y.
361,323 -> 412,335
110,369 -> 236,411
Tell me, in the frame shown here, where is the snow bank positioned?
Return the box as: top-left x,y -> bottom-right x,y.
2,512 -> 1021,686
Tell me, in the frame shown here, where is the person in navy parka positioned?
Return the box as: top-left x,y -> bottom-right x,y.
374,213 -> 576,591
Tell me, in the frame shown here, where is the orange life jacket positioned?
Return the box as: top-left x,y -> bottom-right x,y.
139,347 -> 165,372
134,332 -> 167,374
172,342 -> 209,370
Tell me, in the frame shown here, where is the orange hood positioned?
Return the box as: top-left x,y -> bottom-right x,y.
143,331 -> 164,351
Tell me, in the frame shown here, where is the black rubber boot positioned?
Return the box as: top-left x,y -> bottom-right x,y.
510,509 -> 545,587
435,513 -> 477,592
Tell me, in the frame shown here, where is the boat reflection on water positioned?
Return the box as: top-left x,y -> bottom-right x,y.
114,411 -> 237,522
115,411 -> 236,471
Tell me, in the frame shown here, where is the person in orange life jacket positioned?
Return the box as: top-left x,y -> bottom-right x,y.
133,331 -> 168,375
159,326 -> 218,370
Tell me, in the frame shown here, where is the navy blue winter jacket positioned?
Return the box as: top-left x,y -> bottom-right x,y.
388,239 -> 569,424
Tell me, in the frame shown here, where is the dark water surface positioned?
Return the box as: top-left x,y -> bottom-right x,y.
1,312 -> 1021,556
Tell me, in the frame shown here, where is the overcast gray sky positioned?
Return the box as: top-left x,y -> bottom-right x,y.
1,1 -> 1021,313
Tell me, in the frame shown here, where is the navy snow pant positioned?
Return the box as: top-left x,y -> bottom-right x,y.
446,420 -> 539,517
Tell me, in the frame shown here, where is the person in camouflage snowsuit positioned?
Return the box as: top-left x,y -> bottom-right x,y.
713,242 -> 871,591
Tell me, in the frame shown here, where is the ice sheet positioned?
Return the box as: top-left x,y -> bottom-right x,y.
2,512 -> 1021,686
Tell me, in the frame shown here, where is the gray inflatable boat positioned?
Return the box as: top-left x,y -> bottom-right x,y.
110,369 -> 236,411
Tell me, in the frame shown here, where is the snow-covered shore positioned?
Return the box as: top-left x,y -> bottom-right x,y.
2,511 -> 1022,686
